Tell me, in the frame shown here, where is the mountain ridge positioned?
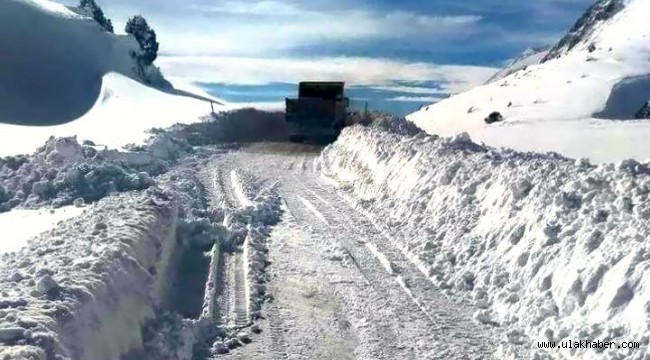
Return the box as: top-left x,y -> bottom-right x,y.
407,0 -> 650,162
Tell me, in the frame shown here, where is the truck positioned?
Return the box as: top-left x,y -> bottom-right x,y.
285,81 -> 350,143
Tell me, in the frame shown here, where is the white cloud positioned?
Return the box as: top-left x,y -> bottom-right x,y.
51,0 -> 494,97
193,1 -> 303,16
121,1 -> 482,57
157,55 -> 498,92
370,85 -> 451,95
386,96 -> 446,103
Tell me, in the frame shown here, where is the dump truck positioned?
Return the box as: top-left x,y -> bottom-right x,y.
285,81 -> 349,143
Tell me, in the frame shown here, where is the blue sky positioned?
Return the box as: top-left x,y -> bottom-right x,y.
56,0 -> 594,113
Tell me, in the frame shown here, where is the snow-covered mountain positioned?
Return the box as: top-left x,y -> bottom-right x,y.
408,0 -> 650,163
0,0 -> 224,156
542,0 -> 625,62
485,46 -> 550,84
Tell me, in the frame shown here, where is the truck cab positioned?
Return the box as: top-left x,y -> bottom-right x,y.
285,81 -> 349,143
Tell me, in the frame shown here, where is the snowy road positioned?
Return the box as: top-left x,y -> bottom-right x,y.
204,144 -> 510,359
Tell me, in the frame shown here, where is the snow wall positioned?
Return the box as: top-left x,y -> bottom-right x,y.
0,188 -> 184,360
320,119 -> 650,359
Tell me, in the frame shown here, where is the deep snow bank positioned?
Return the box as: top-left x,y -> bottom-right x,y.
167,109 -> 290,146
0,135 -> 165,213
0,163 -> 282,359
320,120 -> 650,359
0,187 -> 182,360
408,0 -> 650,162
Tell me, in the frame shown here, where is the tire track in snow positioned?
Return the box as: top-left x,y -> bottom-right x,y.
231,169 -> 253,208
296,177 -> 441,330
264,294 -> 290,359
278,192 -> 398,359
364,242 -> 439,327
288,174 -> 497,358
225,150 -> 503,358
231,253 -> 250,328
299,188 -> 439,328
225,169 -> 252,330
282,185 -> 440,357
298,196 -> 330,227
205,160 -> 290,359
208,165 -> 251,331
212,166 -> 238,208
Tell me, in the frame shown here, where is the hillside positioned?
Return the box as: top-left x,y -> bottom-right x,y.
0,73 -> 220,156
408,0 -> 650,163
0,0 -> 223,156
484,47 -> 549,84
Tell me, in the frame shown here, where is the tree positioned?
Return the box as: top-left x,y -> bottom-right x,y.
635,101 -> 650,119
78,0 -> 113,33
125,15 -> 159,66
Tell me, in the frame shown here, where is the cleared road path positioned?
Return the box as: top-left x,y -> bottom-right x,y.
206,144 -> 506,359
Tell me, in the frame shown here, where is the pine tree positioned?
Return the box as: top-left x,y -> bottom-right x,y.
78,0 -> 113,33
125,15 -> 159,66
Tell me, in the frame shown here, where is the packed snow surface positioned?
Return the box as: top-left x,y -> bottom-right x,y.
319,119 -> 650,359
216,143 -> 509,359
408,0 -> 650,163
0,206 -> 84,254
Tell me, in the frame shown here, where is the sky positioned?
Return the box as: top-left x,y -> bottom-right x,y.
56,0 -> 594,113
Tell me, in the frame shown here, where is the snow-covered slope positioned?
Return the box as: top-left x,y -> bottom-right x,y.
485,47 -> 549,84
0,0 -> 221,156
0,73 -> 216,156
408,0 -> 650,163
542,0 -> 625,62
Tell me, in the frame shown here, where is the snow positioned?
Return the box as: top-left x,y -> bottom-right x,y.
0,206 -> 85,254
0,158 -> 283,358
0,73 -> 214,156
485,47 -> 549,84
320,119 -> 650,359
0,188 -> 183,360
164,76 -> 227,105
408,0 -> 650,163
22,0 -> 81,18
4,0 -> 650,359
0,0 -> 221,157
231,169 -> 254,207
440,117 -> 650,163
365,242 -> 397,275
298,196 -> 330,226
